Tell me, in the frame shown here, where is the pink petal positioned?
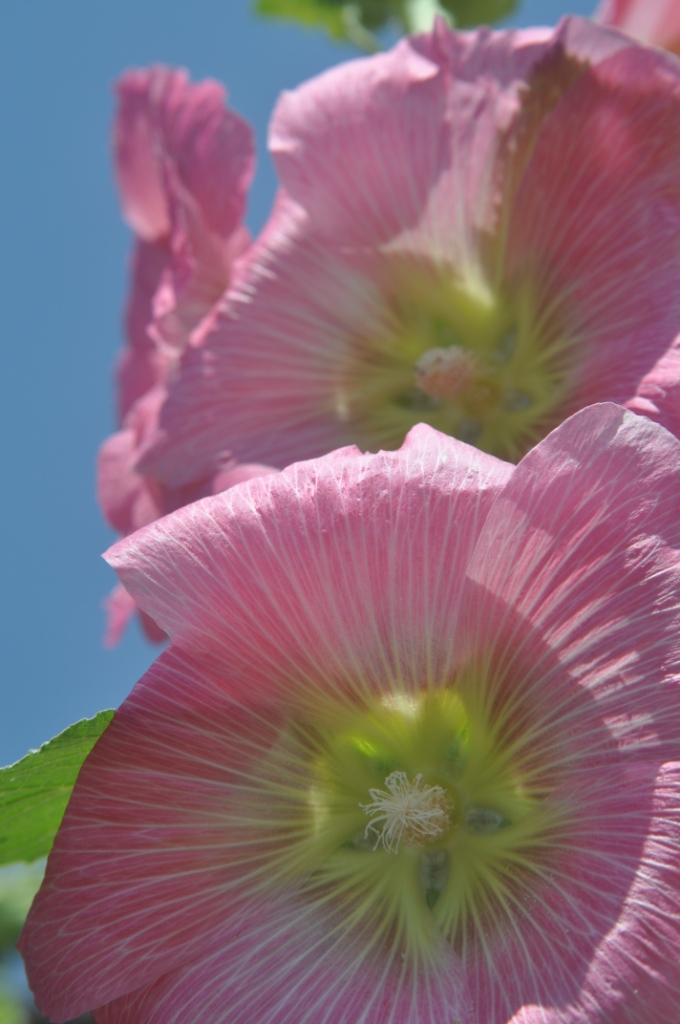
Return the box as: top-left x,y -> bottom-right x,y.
98,415 -> 276,644
595,0 -> 680,54
461,403 -> 680,766
97,426 -> 161,537
498,761 -> 680,1023
114,67 -> 254,243
109,425 -> 512,703
269,36 -> 450,247
20,645 -> 284,1019
102,584 -> 138,649
504,43 -> 680,414
139,18 -> 680,490
111,66 -> 255,421
626,338 -> 680,439
428,407 -> 680,1018
463,762 -> 679,1022
138,608 -> 168,644
138,195 -> 396,485
94,899 -> 473,1024
109,65 -> 255,472
577,760 -> 680,1021
269,19 -> 631,252
210,461 -> 279,491
118,240 -> 171,420
114,72 -> 170,240
103,585 -> 167,647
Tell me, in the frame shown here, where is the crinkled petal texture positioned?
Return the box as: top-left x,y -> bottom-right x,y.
21,407 -> 680,1023
595,0 -> 680,55
139,17 -> 680,489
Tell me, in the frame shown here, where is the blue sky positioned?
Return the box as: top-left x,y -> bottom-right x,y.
1,0 -> 596,768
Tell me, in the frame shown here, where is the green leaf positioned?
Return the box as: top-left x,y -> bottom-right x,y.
256,0 -> 345,37
0,863 -> 44,952
0,986 -> 27,1024
254,0 -> 393,48
0,712 -> 114,866
254,0 -> 517,47
439,0 -> 517,28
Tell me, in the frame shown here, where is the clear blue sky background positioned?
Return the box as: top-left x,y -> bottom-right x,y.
1,0 -> 595,769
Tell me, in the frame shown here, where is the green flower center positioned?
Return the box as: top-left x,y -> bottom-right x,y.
339,261 -> 577,462
246,682 -> 565,967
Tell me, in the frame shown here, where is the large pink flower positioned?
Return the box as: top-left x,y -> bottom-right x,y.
135,17 -> 680,491
595,0 -> 680,55
99,67 -> 272,643
21,404 -> 680,1022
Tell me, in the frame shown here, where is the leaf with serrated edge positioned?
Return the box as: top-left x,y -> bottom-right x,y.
0,712 -> 114,866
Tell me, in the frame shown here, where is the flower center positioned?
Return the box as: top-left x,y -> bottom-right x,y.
243,678 -> 567,974
340,260 -> 576,461
361,771 -> 451,853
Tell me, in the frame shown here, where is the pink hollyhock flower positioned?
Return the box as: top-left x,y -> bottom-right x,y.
136,17 -> 680,492
99,66 -> 273,643
20,404 -> 680,1022
595,0 -> 680,55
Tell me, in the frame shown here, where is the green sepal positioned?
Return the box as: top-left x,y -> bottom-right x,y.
0,711 -> 114,866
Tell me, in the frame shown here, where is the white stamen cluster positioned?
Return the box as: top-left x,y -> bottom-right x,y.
360,771 -> 451,854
